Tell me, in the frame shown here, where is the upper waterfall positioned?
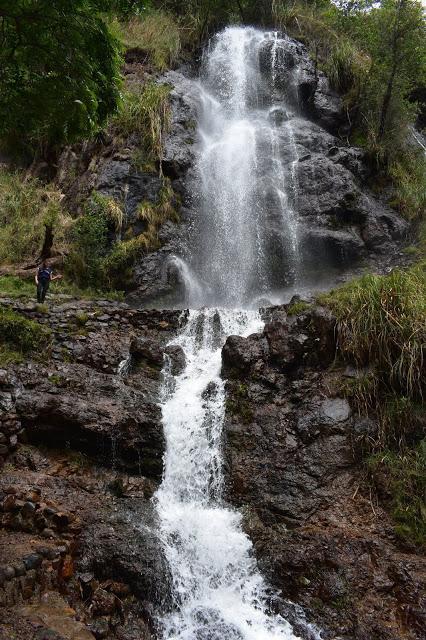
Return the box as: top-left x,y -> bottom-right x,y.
182,27 -> 301,309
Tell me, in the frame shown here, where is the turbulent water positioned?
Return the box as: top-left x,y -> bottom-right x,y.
154,27 -> 312,640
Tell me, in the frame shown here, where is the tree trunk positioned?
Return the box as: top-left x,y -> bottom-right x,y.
236,0 -> 245,21
378,0 -> 406,142
378,63 -> 397,141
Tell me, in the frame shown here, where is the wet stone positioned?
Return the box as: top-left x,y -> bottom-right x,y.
23,553 -> 42,571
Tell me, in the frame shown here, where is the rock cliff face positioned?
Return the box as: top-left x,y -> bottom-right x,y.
56,35 -> 409,309
222,303 -> 425,640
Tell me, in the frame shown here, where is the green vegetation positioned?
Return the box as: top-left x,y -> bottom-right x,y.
286,300 -> 311,315
0,170 -> 70,264
0,275 -> 124,302
112,81 -> 171,163
0,0 -> 123,156
368,441 -> 426,546
0,305 -> 51,358
64,178 -> 178,291
275,0 -> 426,222
321,265 -> 425,449
103,177 -> 178,289
111,11 -> 181,69
322,265 -> 425,546
65,192 -> 121,290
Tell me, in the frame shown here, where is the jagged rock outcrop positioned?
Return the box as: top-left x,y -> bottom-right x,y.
55,35 -> 409,309
222,303 -> 425,640
0,300 -> 187,478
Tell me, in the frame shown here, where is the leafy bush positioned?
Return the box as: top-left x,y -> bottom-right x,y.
0,171 -> 70,264
321,265 -> 426,450
65,193 -> 122,289
0,0 -> 122,155
0,306 -> 51,354
112,81 -> 171,163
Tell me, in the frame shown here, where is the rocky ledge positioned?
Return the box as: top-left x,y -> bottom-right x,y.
0,298 -> 187,640
222,302 -> 425,640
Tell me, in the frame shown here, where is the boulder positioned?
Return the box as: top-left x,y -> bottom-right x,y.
16,385 -> 164,479
164,345 -> 186,376
79,501 -> 171,612
130,336 -> 164,369
222,334 -> 266,377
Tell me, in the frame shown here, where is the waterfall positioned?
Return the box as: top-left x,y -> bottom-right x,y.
187,27 -> 301,308
154,27 -> 313,640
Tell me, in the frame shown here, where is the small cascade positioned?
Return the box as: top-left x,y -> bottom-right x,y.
156,310 -> 303,640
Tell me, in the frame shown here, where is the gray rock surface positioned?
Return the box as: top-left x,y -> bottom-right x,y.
222,302 -> 425,640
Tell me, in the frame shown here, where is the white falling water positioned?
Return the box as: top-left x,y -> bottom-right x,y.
186,27 -> 301,308
156,311 -> 301,640
154,27 -> 313,640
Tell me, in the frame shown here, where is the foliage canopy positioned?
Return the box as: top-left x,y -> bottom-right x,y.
0,0 -> 122,154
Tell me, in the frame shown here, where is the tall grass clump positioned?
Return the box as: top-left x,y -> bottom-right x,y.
324,39 -> 370,96
111,10 -> 181,70
389,150 -> 426,222
112,81 -> 171,164
0,170 -> 70,264
368,441 -> 426,547
321,265 -> 425,450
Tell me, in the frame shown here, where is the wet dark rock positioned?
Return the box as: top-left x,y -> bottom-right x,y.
164,344 -> 186,375
79,500 -> 171,612
16,388 -> 164,479
129,336 -> 164,369
222,334 -> 266,377
263,305 -> 336,371
91,588 -> 117,616
23,553 -> 42,570
223,303 -> 425,640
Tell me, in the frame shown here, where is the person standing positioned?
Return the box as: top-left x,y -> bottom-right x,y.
35,259 -> 62,303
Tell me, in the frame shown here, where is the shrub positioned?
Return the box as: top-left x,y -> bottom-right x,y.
0,170 -> 70,264
0,306 -> 51,354
111,81 -> 171,163
65,193 -> 122,289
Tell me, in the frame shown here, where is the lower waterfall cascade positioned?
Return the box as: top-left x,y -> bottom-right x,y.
154,27 -> 321,640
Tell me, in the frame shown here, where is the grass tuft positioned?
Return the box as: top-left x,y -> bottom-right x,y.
368,441 -> 426,547
112,81 -> 171,165
102,177 -> 179,289
0,306 -> 51,355
320,265 -> 425,450
111,11 -> 181,70
0,170 -> 71,264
